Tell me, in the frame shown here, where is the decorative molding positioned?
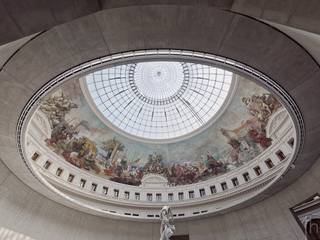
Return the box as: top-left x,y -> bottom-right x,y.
141,174 -> 169,188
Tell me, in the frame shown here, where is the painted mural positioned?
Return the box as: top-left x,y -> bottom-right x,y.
35,76 -> 282,186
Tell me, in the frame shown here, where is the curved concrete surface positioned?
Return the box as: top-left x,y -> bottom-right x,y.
0,4 -> 319,240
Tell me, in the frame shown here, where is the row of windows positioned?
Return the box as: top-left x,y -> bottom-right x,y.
33,145 -> 289,202
106,208 -> 208,218
102,207 -> 208,218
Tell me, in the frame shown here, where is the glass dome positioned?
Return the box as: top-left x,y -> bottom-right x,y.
84,60 -> 233,141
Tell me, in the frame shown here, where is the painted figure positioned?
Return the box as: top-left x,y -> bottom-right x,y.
38,87 -> 281,186
40,92 -> 78,128
242,93 -> 280,122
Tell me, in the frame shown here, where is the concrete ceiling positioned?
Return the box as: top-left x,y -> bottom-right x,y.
0,2 -> 319,239
1,0 -> 320,46
232,0 -> 320,34
0,0 -> 234,45
0,4 -> 319,222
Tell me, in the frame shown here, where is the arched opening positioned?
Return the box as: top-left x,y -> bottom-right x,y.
306,218 -> 320,240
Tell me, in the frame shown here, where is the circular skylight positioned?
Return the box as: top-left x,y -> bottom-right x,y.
84,61 -> 233,140
133,61 -> 186,102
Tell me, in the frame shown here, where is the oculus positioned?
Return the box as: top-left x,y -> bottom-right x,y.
82,61 -> 233,141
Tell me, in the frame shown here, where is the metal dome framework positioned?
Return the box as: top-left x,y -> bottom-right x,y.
84,60 -> 233,141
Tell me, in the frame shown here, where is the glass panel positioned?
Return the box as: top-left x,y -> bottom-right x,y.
85,61 -> 233,140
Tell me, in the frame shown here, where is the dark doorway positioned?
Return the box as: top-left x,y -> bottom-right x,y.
171,235 -> 189,240
290,193 -> 320,240
307,219 -> 320,240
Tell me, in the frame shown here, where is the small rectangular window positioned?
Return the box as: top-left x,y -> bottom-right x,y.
156,193 -> 162,201
43,161 -> 51,170
147,193 -> 153,201
68,174 -> 75,183
288,138 -> 294,148
178,192 -> 184,201
221,182 -> 228,191
276,150 -> 286,161
232,178 -> 239,187
31,152 -> 40,161
189,191 -> 195,199
56,168 -> 63,177
199,188 -> 206,197
210,186 -> 216,194
80,179 -> 86,188
124,191 -> 130,199
135,192 -> 140,200
102,186 -> 108,195
254,166 -> 262,176
168,193 -> 173,202
265,159 -> 274,169
243,172 -> 250,182
91,183 -> 97,192
114,189 -> 119,198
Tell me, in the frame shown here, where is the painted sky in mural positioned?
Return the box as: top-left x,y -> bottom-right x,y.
36,75 -> 282,186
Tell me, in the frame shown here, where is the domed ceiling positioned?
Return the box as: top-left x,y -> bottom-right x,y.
82,61 -> 233,141
26,51 -> 294,187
